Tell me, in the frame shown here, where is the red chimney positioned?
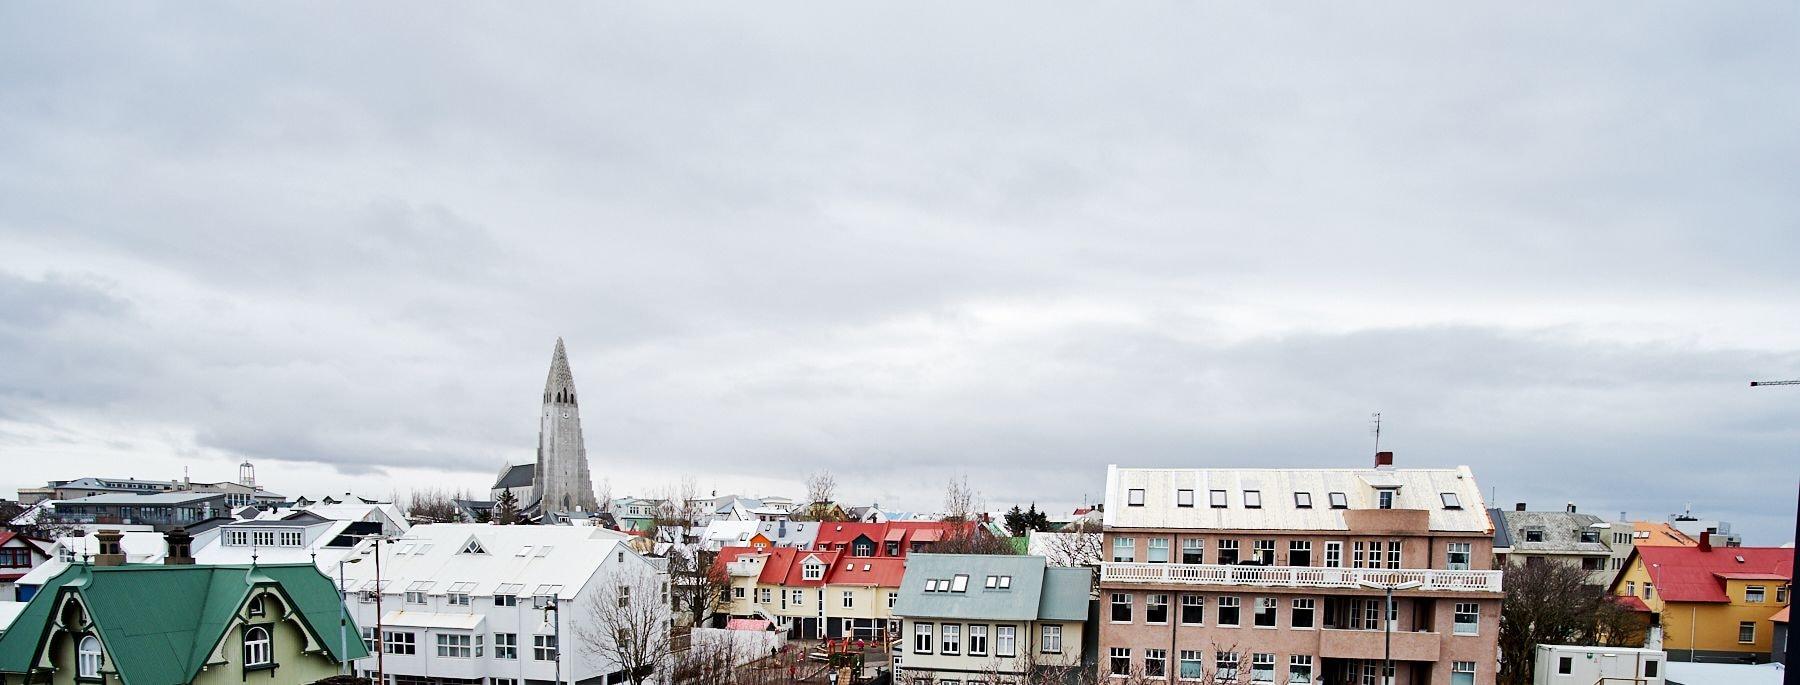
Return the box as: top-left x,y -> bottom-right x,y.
1698,531 -> 1711,552
1374,451 -> 1394,468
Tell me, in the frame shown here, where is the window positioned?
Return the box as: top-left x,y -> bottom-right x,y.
1292,598 -> 1315,628
1440,492 -> 1462,509
458,538 -> 486,554
1217,596 -> 1241,626
1128,489 -> 1145,506
436,633 -> 473,658
77,636 -> 103,679
1179,650 -> 1203,680
248,596 -> 266,617
1217,539 -> 1239,565
1147,538 -> 1170,563
1779,585 -> 1789,603
733,586 -> 746,599
1452,661 -> 1476,685
1252,539 -> 1275,565
617,584 -> 631,608
1626,581 -> 1636,596
1243,490 -> 1262,508
1112,537 -> 1136,563
940,624 -> 960,655
1146,594 -> 1169,624
1352,542 -> 1366,568
1328,492 -> 1348,509
1111,592 -> 1133,622
1209,490 -> 1228,508
1643,660 -> 1658,678
1289,540 -> 1312,567
361,628 -> 377,653
1580,530 -> 1600,544
494,633 -> 517,659
1253,597 -> 1277,627
406,591 -> 427,604
226,530 -> 249,546
1289,655 -> 1314,684
1524,528 -> 1545,543
243,627 -> 272,667
843,590 -> 855,608
1739,621 -> 1756,643
951,574 -> 969,592
279,531 -> 303,547
1040,625 -> 1061,653
1557,657 -> 1572,674
1447,542 -> 1471,571
1144,649 -> 1167,678
1295,492 -> 1313,508
1180,594 -> 1203,625
888,592 -> 898,608
1377,491 -> 1394,510
1181,538 -> 1203,564
1386,541 -> 1402,569
447,582 -> 475,606
1644,583 -> 1653,599
1454,602 -> 1479,635
533,635 -> 557,661
1215,651 -> 1239,681
1176,489 -> 1194,507
1325,542 -> 1342,568
791,589 -> 804,605
1251,653 -> 1275,683
968,624 -> 988,656
995,625 -> 1016,657
996,575 -> 1011,589
1746,586 -> 1766,603
803,562 -> 824,580
1108,648 -> 1131,677
914,623 -> 934,653
384,631 -> 415,655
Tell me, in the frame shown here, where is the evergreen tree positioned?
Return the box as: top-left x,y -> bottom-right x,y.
493,489 -> 520,525
1024,502 -> 1052,532
1003,505 -> 1027,536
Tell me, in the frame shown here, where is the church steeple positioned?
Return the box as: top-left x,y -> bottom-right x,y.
544,337 -> 577,405
533,337 -> 598,513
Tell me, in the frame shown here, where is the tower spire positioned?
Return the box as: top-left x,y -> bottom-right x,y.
533,337 -> 597,513
544,337 -> 575,403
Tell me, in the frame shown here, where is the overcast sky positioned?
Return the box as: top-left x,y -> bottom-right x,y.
2,3 -> 1796,541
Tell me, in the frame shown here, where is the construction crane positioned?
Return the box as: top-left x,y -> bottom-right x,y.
1749,380 -> 1800,387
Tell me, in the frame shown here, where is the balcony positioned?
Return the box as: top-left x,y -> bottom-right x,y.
1100,562 -> 1502,593
1319,628 -> 1442,662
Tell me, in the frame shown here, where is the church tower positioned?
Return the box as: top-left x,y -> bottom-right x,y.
533,338 -> 599,512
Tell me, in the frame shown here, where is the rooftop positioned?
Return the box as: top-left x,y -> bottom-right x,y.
1103,464 -> 1493,533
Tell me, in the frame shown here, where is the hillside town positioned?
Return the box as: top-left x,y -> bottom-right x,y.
0,340 -> 1789,685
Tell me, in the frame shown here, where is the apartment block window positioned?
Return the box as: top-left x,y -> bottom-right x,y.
1180,594 -> 1204,625
1216,652 -> 1239,681
1253,597 -> 1277,627
1217,596 -> 1241,626
969,625 -> 988,656
1325,542 -> 1342,568
940,624 -> 960,655
843,590 -> 855,608
1144,649 -> 1167,678
1252,539 -> 1275,565
1386,541 -> 1402,569
1108,648 -> 1131,677
532,635 -> 556,661
1451,661 -> 1476,685
493,633 -> 517,660
1746,586 -> 1766,603
1040,625 -> 1061,654
1179,650 -> 1204,680
1176,489 -> 1194,507
360,628 -> 377,653
1739,621 -> 1756,644
383,631 -> 415,655
1112,537 -> 1136,563
1352,542 -> 1366,568
996,625 -> 1016,657
1289,655 -> 1314,684
1778,585 -> 1789,603
1292,598 -> 1315,628
914,623 -> 933,654
1447,543 -> 1471,571
1251,653 -> 1275,683
1328,492 -> 1348,509
1146,594 -> 1169,624
1147,537 -> 1170,563
1454,603 -> 1479,635
1289,540 -> 1312,567
1243,490 -> 1262,508
1295,492 -> 1313,508
1377,490 -> 1395,510
1128,489 -> 1145,506
1218,539 -> 1239,565
1111,593 -> 1133,622
1209,490 -> 1228,508
1182,538 -> 1203,564
436,633 -> 472,658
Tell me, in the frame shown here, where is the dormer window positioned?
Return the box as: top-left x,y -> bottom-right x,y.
1579,530 -> 1599,544
1243,491 -> 1262,509
1328,492 -> 1348,509
1209,490 -> 1228,508
459,539 -> 487,555
1294,492 -> 1313,508
1524,528 -> 1545,543
803,562 -> 824,581
1127,489 -> 1146,507
1377,491 -> 1394,510
1439,493 -> 1462,510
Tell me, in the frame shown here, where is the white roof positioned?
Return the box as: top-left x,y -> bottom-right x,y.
1662,661 -> 1783,685
1103,464 -> 1492,533
0,601 -> 26,633
381,610 -> 487,630
702,520 -> 761,544
339,524 -> 634,601
301,502 -> 411,532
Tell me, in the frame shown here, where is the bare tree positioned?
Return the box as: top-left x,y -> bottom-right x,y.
942,474 -> 976,523
575,565 -> 672,685
596,476 -> 613,512
653,478 -> 705,543
666,547 -> 729,628
1498,561 -> 1625,685
1038,522 -> 1105,588
406,487 -> 467,523
931,475 -> 1015,555
797,470 -> 839,521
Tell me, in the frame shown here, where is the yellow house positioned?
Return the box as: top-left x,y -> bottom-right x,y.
1609,538 -> 1791,663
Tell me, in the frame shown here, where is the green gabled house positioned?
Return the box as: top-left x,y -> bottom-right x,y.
0,546 -> 368,685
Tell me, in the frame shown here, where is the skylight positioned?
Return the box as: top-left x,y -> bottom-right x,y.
1294,492 -> 1313,508
1328,492 -> 1348,509
1440,493 -> 1462,510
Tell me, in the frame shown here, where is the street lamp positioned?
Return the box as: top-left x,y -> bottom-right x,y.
1357,577 -> 1423,685
338,556 -> 363,675
537,595 -> 561,685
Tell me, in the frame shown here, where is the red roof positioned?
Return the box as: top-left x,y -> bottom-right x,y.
825,556 -> 906,587
725,618 -> 772,631
1771,606 -> 1789,624
0,531 -> 49,554
1634,546 -> 1793,603
811,523 -> 888,552
1613,595 -> 1652,613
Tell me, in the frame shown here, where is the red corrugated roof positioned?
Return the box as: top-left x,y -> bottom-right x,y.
826,557 -> 905,587
811,523 -> 887,551
780,550 -> 839,586
1770,606 -> 1789,624
1635,546 -> 1793,603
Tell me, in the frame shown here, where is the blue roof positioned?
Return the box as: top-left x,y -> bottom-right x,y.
892,554 -> 1091,623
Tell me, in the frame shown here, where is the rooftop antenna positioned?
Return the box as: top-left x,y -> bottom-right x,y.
1370,412 -> 1383,452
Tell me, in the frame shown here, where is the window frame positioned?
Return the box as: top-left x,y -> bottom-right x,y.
1209,490 -> 1228,508
1327,492 -> 1348,509
77,635 -> 104,680
243,626 -> 273,669
1127,489 -> 1146,507
1176,489 -> 1194,508
914,622 -> 934,654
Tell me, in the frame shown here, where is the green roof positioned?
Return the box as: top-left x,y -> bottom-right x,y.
0,563 -> 368,685
892,554 -> 1090,622
1036,567 -> 1093,621
1005,536 -> 1030,554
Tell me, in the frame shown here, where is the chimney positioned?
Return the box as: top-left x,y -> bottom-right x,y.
1698,531 -> 1711,552
1374,451 -> 1394,468
1566,502 -> 1577,514
1515,502 -> 1527,512
94,529 -> 125,567
164,528 -> 194,565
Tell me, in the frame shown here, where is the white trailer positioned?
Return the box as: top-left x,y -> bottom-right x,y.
1534,644 -> 1667,685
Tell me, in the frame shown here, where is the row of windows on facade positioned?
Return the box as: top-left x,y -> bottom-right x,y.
923,574 -> 1013,593
1103,592 -> 1481,635
734,586 -> 900,610
364,630 -> 558,660
0,549 -> 34,567
908,622 -> 1048,657
223,529 -> 305,547
77,626 -> 280,680
360,582 -> 565,607
1110,538 -> 1475,571
1125,488 -> 1463,511
1619,580 -> 1789,606
1104,650 -> 1478,685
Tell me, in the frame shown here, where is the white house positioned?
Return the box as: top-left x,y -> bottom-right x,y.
339,523 -> 672,685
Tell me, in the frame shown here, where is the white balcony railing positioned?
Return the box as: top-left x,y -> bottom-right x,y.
1101,562 -> 1503,593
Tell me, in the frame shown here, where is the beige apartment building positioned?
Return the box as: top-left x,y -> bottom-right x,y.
1098,453 -> 1503,685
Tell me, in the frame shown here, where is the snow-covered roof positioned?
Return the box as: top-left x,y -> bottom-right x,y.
702,520 -> 761,545
338,524 -> 636,601
1103,464 -> 1492,533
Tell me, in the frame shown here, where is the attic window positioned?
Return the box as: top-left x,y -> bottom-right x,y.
1294,493 -> 1313,509
1127,489 -> 1146,507
515,546 -> 533,557
1328,492 -> 1348,509
1243,490 -> 1262,509
1524,528 -> 1545,543
997,576 -> 1011,589
1209,490 -> 1228,508
1377,491 -> 1395,510
926,579 -> 940,592
951,575 -> 969,592
459,539 -> 487,555
1735,555 -> 1746,563
1176,489 -> 1194,508
985,575 -> 998,588
1440,493 -> 1462,510
248,596 -> 266,617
